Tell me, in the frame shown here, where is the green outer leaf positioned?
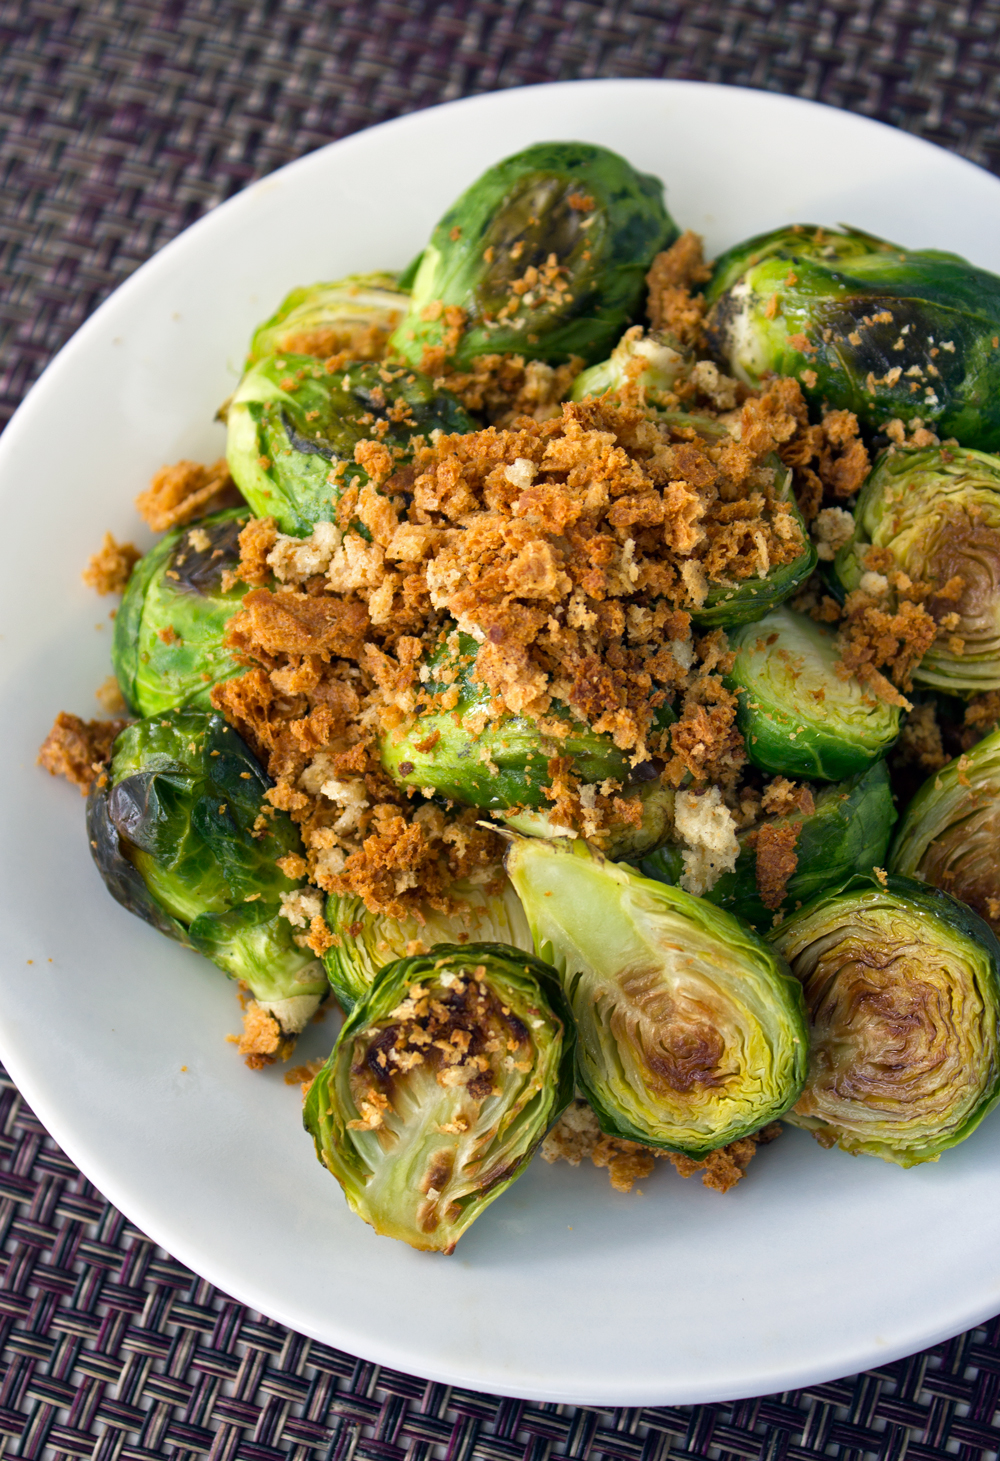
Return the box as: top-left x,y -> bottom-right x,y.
768,872 -> 1000,1165
379,631 -> 631,809
641,761 -> 897,929
112,507 -> 250,717
505,836 -> 808,1156
323,877 -> 533,1011
389,141 -> 678,369
835,444 -> 1000,692
303,942 -> 575,1252
889,725 -> 1000,932
91,710 -> 328,1018
725,604 -> 900,780
246,273 -> 408,367
704,226 -> 1000,448
226,355 -> 474,536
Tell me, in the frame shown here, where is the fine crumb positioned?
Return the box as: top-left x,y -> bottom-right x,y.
285,1058 -> 325,1093
897,702 -> 948,771
644,231 -> 711,345
673,785 -> 740,896
753,821 -> 800,911
82,533 -> 140,594
95,676 -> 127,714
136,458 -> 239,532
37,712 -> 127,794
811,506 -> 855,562
234,1000 -> 283,1070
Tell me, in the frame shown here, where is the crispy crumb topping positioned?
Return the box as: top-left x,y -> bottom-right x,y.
82,533 -> 140,595
136,459 -> 240,532
37,713 -> 127,795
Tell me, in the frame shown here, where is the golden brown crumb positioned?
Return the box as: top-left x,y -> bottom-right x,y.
961,691 -> 1000,749
760,776 -> 815,819
136,459 -> 239,532
645,232 -> 711,345
37,712 -> 127,794
82,533 -> 141,594
235,1001 -> 284,1069
897,703 -> 948,771
432,355 -> 584,426
753,821 -> 800,911
95,676 -> 127,714
836,590 -> 938,704
285,1058 -> 325,1092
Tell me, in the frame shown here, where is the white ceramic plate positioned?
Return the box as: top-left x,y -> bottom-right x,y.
3,79 -> 1000,1408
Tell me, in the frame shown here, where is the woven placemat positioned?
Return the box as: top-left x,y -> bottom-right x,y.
6,1 -> 1000,1454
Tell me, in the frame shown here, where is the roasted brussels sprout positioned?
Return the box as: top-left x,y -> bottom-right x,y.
112,506 -> 250,717
705,225 -> 1000,448
226,354 -> 473,536
303,943 -> 574,1252
87,709 -> 328,1049
725,604 -> 900,779
246,272 -> 408,367
323,876 -> 533,1011
389,141 -> 678,370
506,837 -> 808,1155
770,873 -> 1000,1165
835,444 -> 1000,692
641,761 -> 897,929
569,326 -> 690,406
380,630 -> 633,810
890,727 -> 1000,934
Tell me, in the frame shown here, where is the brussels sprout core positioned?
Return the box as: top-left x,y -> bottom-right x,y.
303,944 -> 574,1252
726,605 -> 900,779
770,874 -> 1000,1165
506,837 -> 808,1156
246,273 -> 408,367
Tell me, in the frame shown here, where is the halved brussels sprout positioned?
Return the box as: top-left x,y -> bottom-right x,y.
890,726 -> 1000,935
303,943 -> 575,1252
725,604 -> 900,779
770,873 -> 1000,1165
87,709 -> 328,1050
641,761 -> 897,930
112,506 -> 251,717
506,837 -> 808,1155
569,327 -> 690,406
246,273 -> 408,367
226,355 -> 473,536
705,225 -> 1000,448
502,776 -> 676,861
835,444 -> 1000,693
324,876 -> 533,1012
389,141 -> 678,369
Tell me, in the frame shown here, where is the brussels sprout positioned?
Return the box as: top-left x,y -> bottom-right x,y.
226,354 -> 474,536
303,943 -> 574,1252
389,141 -> 678,370
502,775 -> 675,860
506,837 -> 808,1155
704,224 -> 1000,448
380,631 -> 633,810
642,761 -> 897,929
770,873 -> 1000,1165
324,876 -> 533,1011
570,327 -> 691,406
725,604 -> 900,779
246,273 -> 408,367
112,507 -> 250,717
87,709 -> 328,1048
890,726 -> 1000,933
835,444 -> 1000,692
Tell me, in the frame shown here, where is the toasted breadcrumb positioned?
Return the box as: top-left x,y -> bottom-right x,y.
774,389 -> 870,521
82,533 -> 140,594
961,691 -> 1000,748
136,459 -> 239,532
285,1058 -> 326,1093
836,590 -> 938,705
673,786 -> 740,896
234,1001 -> 283,1069
433,355 -> 584,426
811,506 -> 855,562
645,232 -> 711,345
753,821 -> 801,911
897,703 -> 948,771
38,712 -> 127,794
95,676 -> 127,714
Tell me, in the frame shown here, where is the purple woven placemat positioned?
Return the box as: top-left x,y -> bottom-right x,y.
5,1 -> 1000,1454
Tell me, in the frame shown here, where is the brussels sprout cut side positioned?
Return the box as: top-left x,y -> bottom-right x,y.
324,877 -> 533,1012
87,710 -> 329,1051
836,445 -> 1000,693
390,141 -> 678,370
506,837 -> 808,1155
890,727 -> 1000,936
569,327 -> 691,407
726,605 -> 900,780
770,874 -> 1000,1165
113,506 -> 251,717
705,224 -> 1000,449
246,272 -> 409,367
226,355 -> 474,537
304,944 -> 575,1252
642,761 -> 897,929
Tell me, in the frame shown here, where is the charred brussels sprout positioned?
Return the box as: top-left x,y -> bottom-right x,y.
506,837 -> 807,1155
726,604 -> 900,779
113,507 -> 250,716
303,943 -> 574,1252
642,762 -> 897,929
570,327 -> 691,406
770,873 -> 1000,1165
246,272 -> 408,367
835,445 -> 1000,692
890,727 -> 1000,935
226,354 -> 473,536
390,141 -> 678,370
324,877 -> 533,1012
705,225 -> 1000,448
87,709 -> 328,1048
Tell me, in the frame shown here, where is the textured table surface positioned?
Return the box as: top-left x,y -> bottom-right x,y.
5,1 -> 1000,1456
